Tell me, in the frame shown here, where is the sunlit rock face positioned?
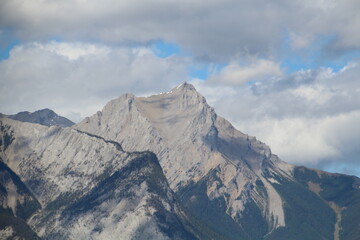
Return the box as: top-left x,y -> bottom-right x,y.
0,117 -> 196,240
75,83 -> 294,236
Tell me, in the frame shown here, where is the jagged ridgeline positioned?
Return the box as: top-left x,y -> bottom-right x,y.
1,83 -> 360,240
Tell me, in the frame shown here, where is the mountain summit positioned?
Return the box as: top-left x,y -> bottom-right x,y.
75,83 -> 360,240
77,82 -> 277,187
7,108 -> 74,127
75,82 -> 289,237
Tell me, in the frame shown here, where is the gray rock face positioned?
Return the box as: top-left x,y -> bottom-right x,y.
75,83 -> 293,235
7,108 -> 74,127
0,117 -> 196,240
0,159 -> 41,240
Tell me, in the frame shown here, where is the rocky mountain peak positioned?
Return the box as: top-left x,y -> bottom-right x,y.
172,81 -> 196,92
6,108 -> 74,127
142,82 -> 206,108
74,83 -> 293,234
76,84 -> 278,185
171,82 -> 204,100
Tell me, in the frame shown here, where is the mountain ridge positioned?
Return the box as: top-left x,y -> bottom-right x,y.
0,117 -> 199,239
1,83 -> 359,239
74,83 -> 294,237
5,108 -> 74,127
75,82 -> 360,240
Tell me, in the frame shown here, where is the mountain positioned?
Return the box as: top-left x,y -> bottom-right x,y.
7,109 -> 74,127
0,117 -> 200,239
76,82 -> 360,240
1,83 -> 359,239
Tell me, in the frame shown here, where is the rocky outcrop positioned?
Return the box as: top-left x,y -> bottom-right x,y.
0,117 -> 196,240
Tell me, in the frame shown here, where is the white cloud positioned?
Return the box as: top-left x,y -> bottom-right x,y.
235,112 -> 360,165
293,85 -> 333,105
209,59 -> 281,85
190,79 -> 237,105
35,42 -> 111,60
0,41 -> 188,121
193,62 -> 360,175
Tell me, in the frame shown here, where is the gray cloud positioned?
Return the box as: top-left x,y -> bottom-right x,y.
251,69 -> 320,95
1,0 -> 359,61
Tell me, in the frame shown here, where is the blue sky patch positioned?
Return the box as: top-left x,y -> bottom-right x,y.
188,64 -> 210,80
280,34 -> 354,73
0,39 -> 20,60
153,40 -> 181,58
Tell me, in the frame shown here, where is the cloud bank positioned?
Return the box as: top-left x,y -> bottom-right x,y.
1,0 -> 360,61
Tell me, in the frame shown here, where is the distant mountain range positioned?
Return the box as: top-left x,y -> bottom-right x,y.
5,109 -> 74,127
1,83 -> 359,239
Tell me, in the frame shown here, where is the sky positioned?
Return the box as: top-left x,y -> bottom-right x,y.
0,0 -> 359,176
